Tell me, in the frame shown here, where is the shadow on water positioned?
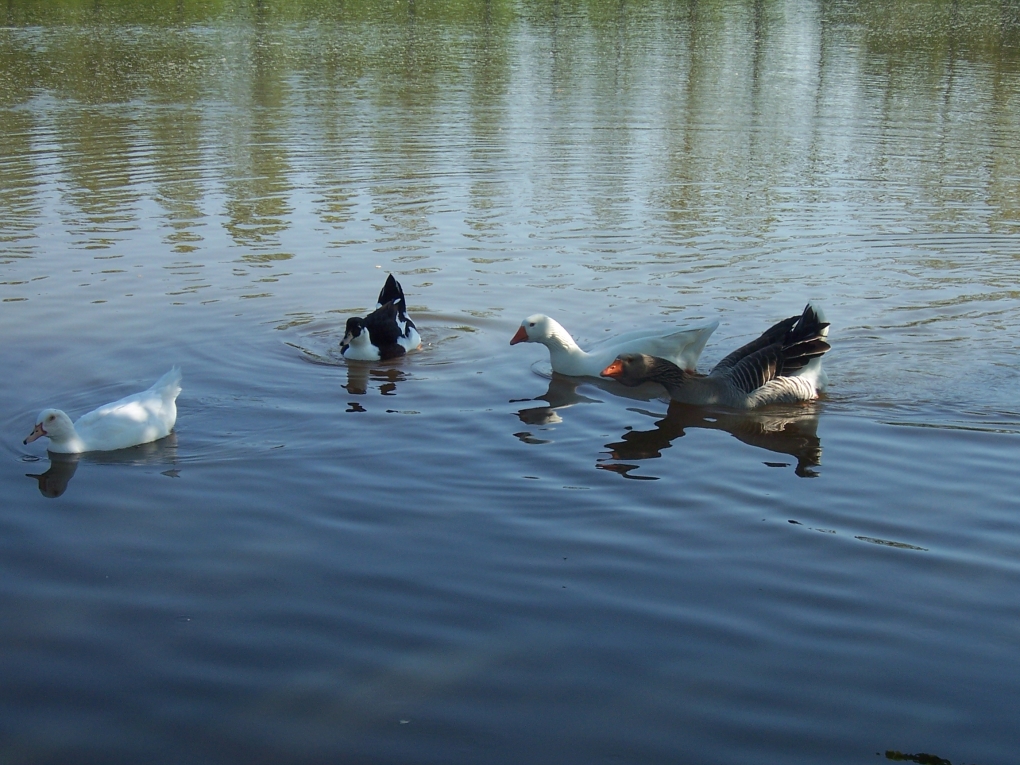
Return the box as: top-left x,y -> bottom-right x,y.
885,751 -> 973,765
23,433 -> 179,499
598,401 -> 823,480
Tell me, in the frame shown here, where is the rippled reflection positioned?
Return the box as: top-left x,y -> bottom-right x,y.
25,453 -> 79,498
513,375 -> 603,427
343,364 -> 409,397
23,433 -> 179,498
514,372 -> 671,424
598,402 -> 823,480
3,4 -> 1020,764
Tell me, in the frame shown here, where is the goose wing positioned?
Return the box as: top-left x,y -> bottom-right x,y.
608,322 -> 718,371
714,343 -> 785,394
713,305 -> 831,394
712,314 -> 799,374
774,304 -> 830,376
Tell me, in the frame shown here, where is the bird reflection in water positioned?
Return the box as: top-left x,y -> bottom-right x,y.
599,402 -> 823,479
514,375 -> 603,427
343,364 -> 408,397
24,433 -> 180,498
25,453 -> 80,498
513,374 -> 665,443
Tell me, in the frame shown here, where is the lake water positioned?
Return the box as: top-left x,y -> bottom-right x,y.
2,2 -> 1020,763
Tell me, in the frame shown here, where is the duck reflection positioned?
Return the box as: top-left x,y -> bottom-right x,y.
25,433 -> 180,499
26,453 -> 80,498
598,402 -> 823,479
343,364 -> 408,397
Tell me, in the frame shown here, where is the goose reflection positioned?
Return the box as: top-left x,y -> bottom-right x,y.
514,373 -> 667,427
514,375 -> 602,427
343,364 -> 408,397
598,403 -> 823,479
25,433 -> 180,498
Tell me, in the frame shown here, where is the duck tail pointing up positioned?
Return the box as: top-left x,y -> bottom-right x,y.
153,366 -> 183,401
781,304 -> 831,374
376,273 -> 406,309
800,303 -> 829,340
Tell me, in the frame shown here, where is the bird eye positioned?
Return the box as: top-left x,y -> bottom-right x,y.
529,322 -> 535,327
47,414 -> 55,421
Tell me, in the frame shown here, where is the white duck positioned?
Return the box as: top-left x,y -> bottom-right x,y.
23,367 -> 182,453
601,304 -> 830,409
510,314 -> 719,378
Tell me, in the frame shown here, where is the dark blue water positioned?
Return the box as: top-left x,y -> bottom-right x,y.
3,2 -> 1020,763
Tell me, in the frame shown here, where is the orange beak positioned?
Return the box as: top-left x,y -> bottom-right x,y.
601,360 -> 624,378
510,326 -> 529,345
24,422 -> 46,445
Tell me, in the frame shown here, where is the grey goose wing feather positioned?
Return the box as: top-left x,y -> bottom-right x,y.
714,305 -> 830,395
712,314 -> 799,373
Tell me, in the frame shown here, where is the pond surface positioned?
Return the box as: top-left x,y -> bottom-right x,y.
2,2 -> 1020,763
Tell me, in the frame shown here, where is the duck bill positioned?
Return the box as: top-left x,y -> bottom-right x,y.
340,332 -> 353,351
24,423 -> 46,444
600,361 -> 624,379
510,326 -> 528,345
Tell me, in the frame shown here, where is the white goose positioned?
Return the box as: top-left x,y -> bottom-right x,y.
510,314 -> 719,378
23,367 -> 182,453
601,304 -> 830,409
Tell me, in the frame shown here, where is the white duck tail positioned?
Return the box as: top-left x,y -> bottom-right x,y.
154,366 -> 183,403
649,322 -> 719,372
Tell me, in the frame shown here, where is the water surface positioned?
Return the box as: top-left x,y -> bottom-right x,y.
3,2 -> 1020,763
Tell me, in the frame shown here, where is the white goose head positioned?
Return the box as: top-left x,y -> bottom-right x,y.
510,314 -> 579,350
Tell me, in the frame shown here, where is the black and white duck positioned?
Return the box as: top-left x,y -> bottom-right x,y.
341,274 -> 421,361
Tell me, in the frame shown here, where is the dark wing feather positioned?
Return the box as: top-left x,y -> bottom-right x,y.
712,305 -> 831,395
778,337 -> 830,375
362,300 -> 403,348
377,274 -> 405,308
721,343 -> 785,394
712,314 -> 799,373
776,304 -> 830,375
376,274 -> 416,337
